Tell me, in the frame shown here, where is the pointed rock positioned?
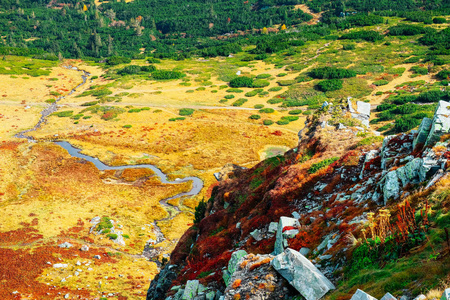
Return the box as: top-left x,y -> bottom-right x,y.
380,292 -> 396,300
441,288 -> 450,300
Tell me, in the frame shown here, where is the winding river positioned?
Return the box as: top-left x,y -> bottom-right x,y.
15,64 -> 204,250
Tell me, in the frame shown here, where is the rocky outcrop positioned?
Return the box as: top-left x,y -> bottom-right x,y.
223,253 -> 295,300
223,250 -> 248,286
271,248 -> 335,300
146,264 -> 178,300
413,100 -> 450,149
274,217 -> 300,255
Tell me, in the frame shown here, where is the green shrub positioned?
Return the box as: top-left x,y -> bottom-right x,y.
252,79 -> 270,88
169,117 -> 186,121
289,109 -> 302,115
276,119 -> 289,125
277,80 -> 296,86
81,101 -> 99,106
263,119 -> 274,125
219,99 -> 228,103
186,90 -> 194,93
229,76 -> 253,88
256,74 -> 271,79
373,80 -> 389,86
277,73 -> 288,77
268,86 -> 283,92
249,114 -> 261,120
226,88 -> 244,93
308,157 -> 339,174
194,199 -> 207,224
295,75 -> 314,83
303,110 -> 313,115
107,233 -> 118,240
393,116 -> 421,133
123,125 -> 132,128
343,43 -> 356,50
54,111 -> 73,117
152,70 -> 185,80
410,66 -> 428,75
309,67 -> 357,79
83,116 -> 92,119
317,79 -> 343,92
245,91 -> 258,97
281,116 -> 299,122
106,56 -> 131,66
45,99 -> 56,103
122,234 -> 130,239
254,104 -> 264,109
404,57 -> 421,63
179,108 -> 195,116
147,57 -> 161,63
267,98 -> 283,104
196,87 -> 206,91
436,70 -> 450,80
128,108 -> 142,113
340,30 -> 384,42
224,94 -> 235,99
117,65 -> 142,75
232,98 -> 248,106
433,17 -> 447,24
259,108 -> 275,113
211,90 -> 218,93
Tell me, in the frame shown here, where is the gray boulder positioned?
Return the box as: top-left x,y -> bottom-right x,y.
396,158 -> 422,187
412,117 -> 432,149
413,295 -> 426,300
146,264 -> 178,300
425,100 -> 450,146
350,289 -> 378,300
271,248 -> 335,300
383,171 -> 400,204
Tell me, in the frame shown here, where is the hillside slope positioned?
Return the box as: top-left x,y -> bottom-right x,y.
147,100 -> 450,300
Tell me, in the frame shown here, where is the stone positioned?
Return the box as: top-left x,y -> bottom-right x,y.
274,217 -> 300,255
350,289 -> 377,300
90,216 -> 100,224
214,163 -> 247,181
348,98 -> 355,113
58,242 -> 73,248
412,117 -> 432,149
94,255 -> 101,259
413,295 -> 426,300
396,158 -> 422,187
80,245 -> 89,252
268,222 -> 278,233
299,247 -> 310,256
250,229 -> 263,241
425,100 -> 450,146
271,248 -> 335,300
181,280 -> 199,300
380,292 -> 396,300
146,264 -> 178,300
292,211 -> 301,219
383,171 -> 400,204
357,101 -> 371,117
441,288 -> 450,300
53,263 -> 68,268
338,123 -> 347,130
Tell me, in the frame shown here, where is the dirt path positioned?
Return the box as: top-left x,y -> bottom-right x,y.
295,4 -> 323,25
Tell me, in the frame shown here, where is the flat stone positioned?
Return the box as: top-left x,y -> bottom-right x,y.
271,248 -> 335,300
381,292 -> 396,300
268,222 -> 278,233
350,289 -> 378,300
53,263 -> 68,268
80,245 -> 89,251
94,255 -> 101,259
250,229 -> 263,241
